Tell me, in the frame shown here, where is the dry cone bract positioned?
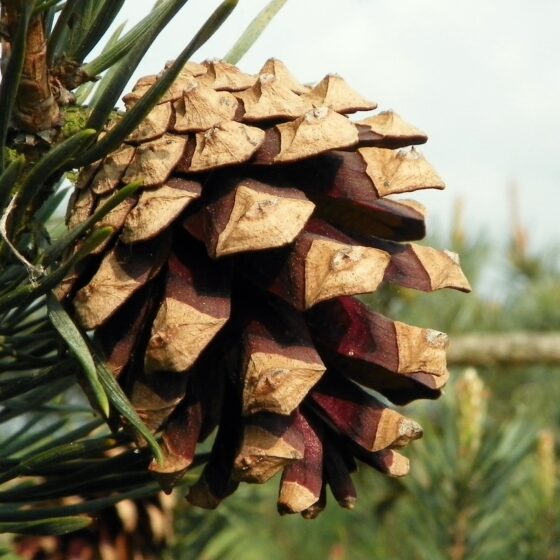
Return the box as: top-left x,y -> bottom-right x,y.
62,58 -> 470,517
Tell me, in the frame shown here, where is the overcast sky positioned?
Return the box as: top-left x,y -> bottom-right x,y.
114,0 -> 559,250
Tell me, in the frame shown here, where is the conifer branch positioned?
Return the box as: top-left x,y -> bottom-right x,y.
448,332 -> 560,366
1,1 -> 58,132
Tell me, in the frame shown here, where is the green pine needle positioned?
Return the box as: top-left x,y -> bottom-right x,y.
225,0 -> 288,64
77,0 -> 239,166
82,0 -> 191,78
0,516 -> 93,536
94,354 -> 165,465
0,2 -> 32,173
0,155 -> 26,215
47,294 -> 110,418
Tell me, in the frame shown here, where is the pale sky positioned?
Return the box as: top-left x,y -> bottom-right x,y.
112,0 -> 559,250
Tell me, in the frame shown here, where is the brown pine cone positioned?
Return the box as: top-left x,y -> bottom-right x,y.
14,493 -> 174,560
60,58 -> 471,517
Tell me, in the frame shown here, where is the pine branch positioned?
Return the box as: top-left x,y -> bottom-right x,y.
448,332 -> 560,366
1,1 -> 58,132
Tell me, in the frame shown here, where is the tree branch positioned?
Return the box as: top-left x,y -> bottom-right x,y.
2,0 -> 58,132
447,332 -> 560,366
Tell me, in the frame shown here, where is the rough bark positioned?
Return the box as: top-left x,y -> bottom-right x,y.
2,2 -> 59,131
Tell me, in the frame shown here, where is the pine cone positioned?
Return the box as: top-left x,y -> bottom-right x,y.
61,58 -> 471,517
15,493 -> 174,560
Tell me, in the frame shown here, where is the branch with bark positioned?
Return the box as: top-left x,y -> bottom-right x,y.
447,332 -> 560,366
1,0 -> 59,132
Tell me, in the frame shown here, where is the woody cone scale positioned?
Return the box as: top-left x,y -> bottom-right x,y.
59,58 -> 471,517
